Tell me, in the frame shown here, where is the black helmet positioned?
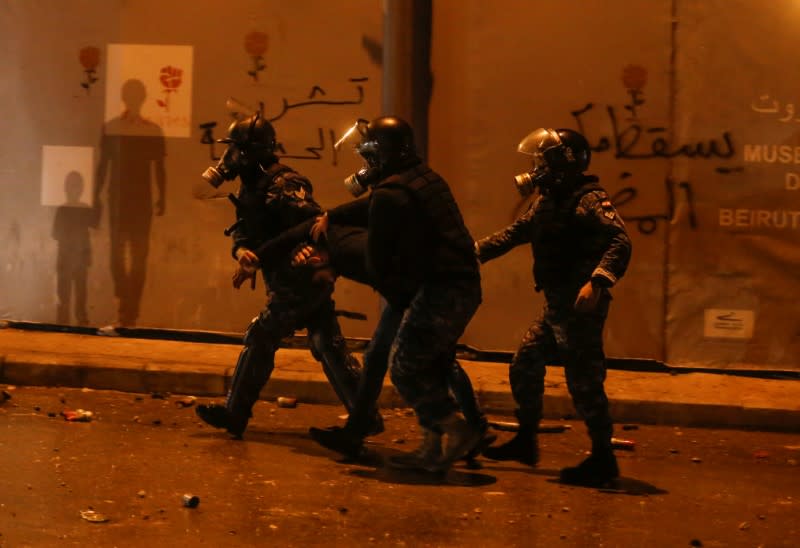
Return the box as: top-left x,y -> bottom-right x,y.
358,116 -> 416,169
220,113 -> 277,157
517,128 -> 590,173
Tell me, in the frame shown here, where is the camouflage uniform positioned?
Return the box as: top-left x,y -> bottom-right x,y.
477,174 -> 631,449
389,279 -> 481,429
224,163 -> 362,431
371,164 -> 482,430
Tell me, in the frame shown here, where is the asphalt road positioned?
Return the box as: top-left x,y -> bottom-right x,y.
1,385 -> 798,547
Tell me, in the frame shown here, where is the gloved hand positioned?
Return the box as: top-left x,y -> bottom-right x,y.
309,213 -> 329,242
290,243 -> 329,268
574,280 -> 601,313
232,264 -> 257,290
233,247 -> 259,290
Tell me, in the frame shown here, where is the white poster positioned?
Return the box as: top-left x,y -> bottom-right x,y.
703,309 -> 756,340
40,145 -> 94,207
104,44 -> 193,138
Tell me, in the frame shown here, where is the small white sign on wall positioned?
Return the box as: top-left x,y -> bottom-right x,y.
40,145 -> 95,207
703,309 -> 755,340
104,44 -> 193,138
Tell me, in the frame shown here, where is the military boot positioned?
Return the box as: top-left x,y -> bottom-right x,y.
559,448 -> 619,487
364,411 -> 385,437
308,425 -> 364,459
482,427 -> 539,466
427,413 -> 482,473
196,404 -> 247,439
461,420 -> 497,469
388,428 -> 443,470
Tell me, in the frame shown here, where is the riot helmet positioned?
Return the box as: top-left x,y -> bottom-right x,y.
202,113 -> 278,188
335,116 -> 417,196
513,128 -> 591,196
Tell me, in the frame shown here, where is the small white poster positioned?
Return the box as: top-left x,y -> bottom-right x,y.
104,44 -> 193,138
703,309 -> 755,340
40,145 -> 95,207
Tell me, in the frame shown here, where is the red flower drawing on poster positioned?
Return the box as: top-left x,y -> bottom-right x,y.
621,64 -> 648,120
79,46 -> 100,94
157,65 -> 183,110
244,31 -> 268,81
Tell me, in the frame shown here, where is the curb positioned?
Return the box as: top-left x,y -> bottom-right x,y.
3,353 -> 800,432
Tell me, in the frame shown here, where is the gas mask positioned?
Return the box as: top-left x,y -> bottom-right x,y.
202,146 -> 244,188
513,167 -> 565,196
513,128 -> 571,196
335,119 -> 380,196
201,113 -> 277,188
343,167 -> 381,197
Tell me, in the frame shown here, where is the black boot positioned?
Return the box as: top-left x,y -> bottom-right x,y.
462,420 -> 497,469
196,404 -> 247,439
482,429 -> 539,466
364,411 -> 385,437
559,449 -> 619,487
309,426 -> 364,459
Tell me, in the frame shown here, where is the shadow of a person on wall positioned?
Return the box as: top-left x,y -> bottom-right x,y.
93,78 -> 166,328
52,171 -> 98,326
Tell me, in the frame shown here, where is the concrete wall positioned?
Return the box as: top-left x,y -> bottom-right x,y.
430,0 -> 799,371
1,1 -> 798,371
0,0 -> 385,339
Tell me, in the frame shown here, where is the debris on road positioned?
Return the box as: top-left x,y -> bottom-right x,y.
175,396 -> 197,408
1,390 -> 11,403
489,420 -> 571,433
150,392 -> 168,399
62,409 -> 93,422
182,494 -> 200,508
276,396 -> 297,408
753,450 -> 769,459
96,325 -> 120,337
611,437 -> 636,451
80,509 -> 109,523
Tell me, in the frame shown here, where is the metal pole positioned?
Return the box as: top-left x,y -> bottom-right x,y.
382,0 -> 432,160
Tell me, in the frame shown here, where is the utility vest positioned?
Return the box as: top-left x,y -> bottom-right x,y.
530,177 -> 604,291
379,164 -> 479,280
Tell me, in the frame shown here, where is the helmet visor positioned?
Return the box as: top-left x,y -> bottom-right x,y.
517,128 -> 562,170
333,118 -> 371,151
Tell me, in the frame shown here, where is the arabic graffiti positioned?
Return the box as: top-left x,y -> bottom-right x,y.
554,75 -> 746,235
610,177 -> 697,235
267,77 -> 367,123
197,77 -> 368,162
199,121 -> 220,161
571,103 -> 736,161
274,127 -> 341,165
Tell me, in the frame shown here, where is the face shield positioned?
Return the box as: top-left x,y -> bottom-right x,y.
334,119 -> 382,196
513,128 -> 564,196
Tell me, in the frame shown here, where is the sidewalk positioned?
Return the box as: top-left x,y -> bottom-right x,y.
1,325 -> 799,432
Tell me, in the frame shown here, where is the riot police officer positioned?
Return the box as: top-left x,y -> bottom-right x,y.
307,116 -> 486,473
476,128 -> 632,487
195,113 -> 379,439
